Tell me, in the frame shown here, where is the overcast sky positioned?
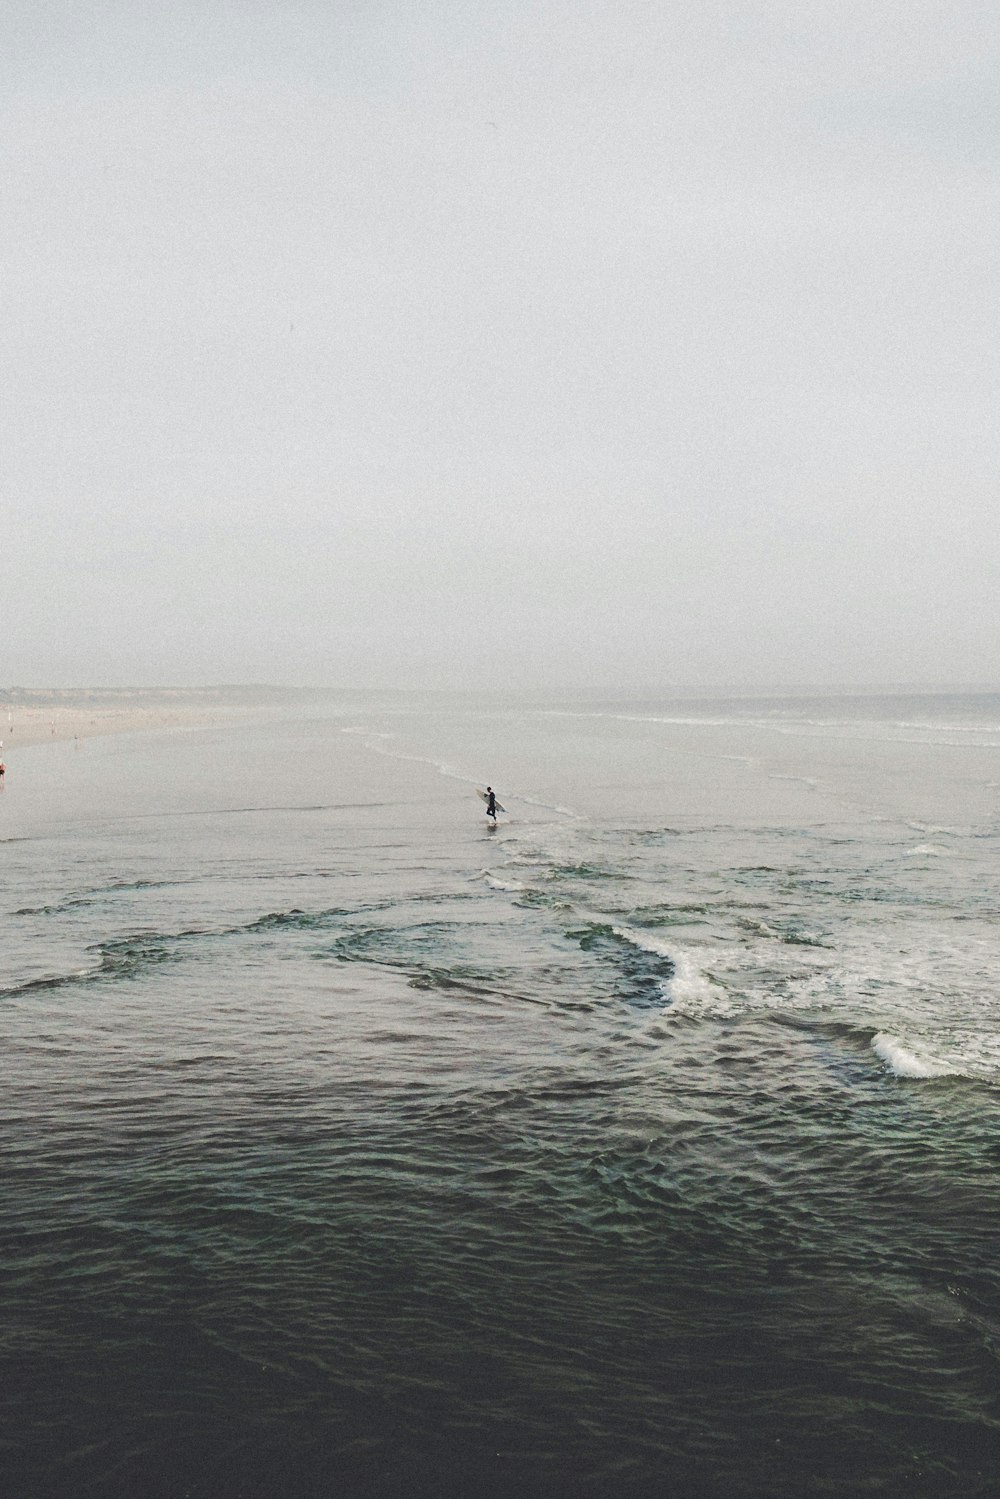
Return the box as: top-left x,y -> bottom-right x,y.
3,0 -> 998,691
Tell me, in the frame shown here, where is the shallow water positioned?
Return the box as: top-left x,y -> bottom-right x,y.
3,693 -> 1000,1496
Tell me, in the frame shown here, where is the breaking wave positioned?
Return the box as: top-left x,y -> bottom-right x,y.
872,1032 -> 959,1079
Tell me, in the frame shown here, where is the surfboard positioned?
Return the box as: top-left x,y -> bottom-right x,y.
478,790 -> 506,814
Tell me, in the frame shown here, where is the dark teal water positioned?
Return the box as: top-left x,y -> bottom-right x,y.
3,696 -> 1000,1496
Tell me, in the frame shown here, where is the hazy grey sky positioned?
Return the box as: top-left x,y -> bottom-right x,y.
3,1 -> 998,691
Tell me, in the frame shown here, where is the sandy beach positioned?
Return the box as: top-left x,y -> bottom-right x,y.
1,705 -> 225,753
0,689 -> 285,756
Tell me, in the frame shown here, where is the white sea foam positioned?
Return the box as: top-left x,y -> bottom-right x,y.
481,871 -> 527,893
609,927 -> 729,1012
895,719 -> 1000,735
872,1033 -> 958,1079
541,705 -> 1000,752
738,917 -> 780,938
344,729 -> 577,818
515,792 -> 579,818
348,734 -> 477,787
611,924 -> 674,960
667,951 -> 730,1009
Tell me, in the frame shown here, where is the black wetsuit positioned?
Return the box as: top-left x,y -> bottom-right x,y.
486,791 -> 497,818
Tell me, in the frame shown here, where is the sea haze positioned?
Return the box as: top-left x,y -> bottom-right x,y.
3,690 -> 1000,1497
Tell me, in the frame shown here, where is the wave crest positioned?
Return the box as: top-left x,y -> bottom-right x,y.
872,1032 -> 958,1079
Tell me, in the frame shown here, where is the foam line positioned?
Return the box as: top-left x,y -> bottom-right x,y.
343,728 -> 579,818
611,924 -> 674,960
481,871 -> 528,893
610,927 -> 727,1010
872,1032 -> 957,1079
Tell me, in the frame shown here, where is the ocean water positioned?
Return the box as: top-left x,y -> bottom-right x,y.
3,691 -> 1000,1497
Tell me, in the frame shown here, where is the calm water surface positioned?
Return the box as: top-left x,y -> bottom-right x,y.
3,693 -> 1000,1496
